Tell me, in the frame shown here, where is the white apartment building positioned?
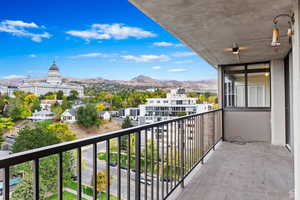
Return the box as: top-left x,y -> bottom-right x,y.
139,88 -> 213,124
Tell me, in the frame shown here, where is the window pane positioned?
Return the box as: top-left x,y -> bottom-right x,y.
247,72 -> 270,107
224,73 -> 246,107
247,63 -> 270,69
223,65 -> 245,71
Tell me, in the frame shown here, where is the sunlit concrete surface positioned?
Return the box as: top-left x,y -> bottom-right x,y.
174,142 -> 294,200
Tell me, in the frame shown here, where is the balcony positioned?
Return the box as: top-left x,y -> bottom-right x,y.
0,109 -> 293,199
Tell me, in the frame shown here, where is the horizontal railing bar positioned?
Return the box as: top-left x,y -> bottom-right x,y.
0,109 -> 222,168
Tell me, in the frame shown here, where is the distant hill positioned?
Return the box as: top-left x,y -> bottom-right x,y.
0,75 -> 217,91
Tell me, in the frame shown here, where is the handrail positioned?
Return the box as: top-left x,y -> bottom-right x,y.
0,108 -> 223,200
0,109 -> 222,167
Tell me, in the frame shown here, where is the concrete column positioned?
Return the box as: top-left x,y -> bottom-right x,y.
270,59 -> 285,145
217,66 -> 223,108
292,0 -> 300,198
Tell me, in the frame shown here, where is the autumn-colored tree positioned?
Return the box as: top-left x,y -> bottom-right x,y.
94,170 -> 112,194
47,122 -> 77,142
96,103 -> 106,111
0,117 -> 14,144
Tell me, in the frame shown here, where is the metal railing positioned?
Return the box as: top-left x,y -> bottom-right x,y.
0,109 -> 223,200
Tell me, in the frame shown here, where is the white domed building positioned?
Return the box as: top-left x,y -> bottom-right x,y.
18,62 -> 84,97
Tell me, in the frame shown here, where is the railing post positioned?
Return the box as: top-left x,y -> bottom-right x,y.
4,167 -> 9,200
200,115 -> 204,165
180,120 -> 185,188
135,131 -> 141,200
212,112 -> 216,151
33,159 -> 40,200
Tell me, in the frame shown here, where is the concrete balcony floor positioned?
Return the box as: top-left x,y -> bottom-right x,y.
175,142 -> 294,200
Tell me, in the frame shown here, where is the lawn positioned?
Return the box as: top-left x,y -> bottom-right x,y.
45,191 -> 87,200
64,180 -> 118,200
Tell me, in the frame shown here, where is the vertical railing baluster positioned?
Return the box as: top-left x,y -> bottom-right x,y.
135,131 -> 141,200
145,129 -> 148,200
93,144 -> 97,200
106,140 -> 110,200
58,153 -> 63,200
212,112 -> 216,150
127,134 -> 131,200
177,121 -> 180,185
156,126 -> 160,200
77,147 -> 82,200
4,167 -> 9,200
166,123 -> 169,194
117,137 -> 121,200
201,115 -> 204,164
151,127 -> 154,200
33,159 -> 39,200
180,120 -> 185,188
170,121 -> 173,190
161,125 -> 165,199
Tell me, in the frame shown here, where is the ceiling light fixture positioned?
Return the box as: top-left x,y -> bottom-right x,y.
271,13 -> 295,47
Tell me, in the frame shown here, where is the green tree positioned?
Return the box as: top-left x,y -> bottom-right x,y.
9,105 -> 32,121
77,104 -> 100,128
56,90 -> 64,100
68,90 -> 79,100
12,126 -> 60,153
120,117 -> 133,150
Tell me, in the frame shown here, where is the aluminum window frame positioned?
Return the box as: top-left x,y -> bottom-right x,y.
221,61 -> 271,111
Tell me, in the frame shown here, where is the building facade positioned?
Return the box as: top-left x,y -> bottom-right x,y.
18,62 -> 84,97
139,88 -> 213,124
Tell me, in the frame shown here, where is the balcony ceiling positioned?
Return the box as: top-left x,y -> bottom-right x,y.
129,0 -> 292,66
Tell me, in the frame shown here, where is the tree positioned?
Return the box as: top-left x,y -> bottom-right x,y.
0,117 -> 14,145
68,90 -> 79,100
121,116 -> 133,129
44,92 -> 56,100
56,90 -> 64,100
12,126 -> 60,153
94,170 -> 112,195
11,122 -> 75,199
9,105 -> 32,121
96,103 -> 106,111
120,117 -> 133,150
47,122 -> 77,142
77,104 -> 100,128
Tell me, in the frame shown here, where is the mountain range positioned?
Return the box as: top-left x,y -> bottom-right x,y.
0,75 -> 217,92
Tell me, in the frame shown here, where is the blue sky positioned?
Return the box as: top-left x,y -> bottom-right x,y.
0,0 -> 216,81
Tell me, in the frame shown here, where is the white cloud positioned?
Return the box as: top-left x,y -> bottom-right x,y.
174,59 -> 193,64
172,51 -> 197,57
29,54 -> 37,58
3,75 -> 26,79
66,23 -> 156,41
152,66 -> 161,70
122,54 -> 170,63
0,20 -> 51,42
168,68 -> 187,72
70,52 -> 111,58
153,41 -> 183,47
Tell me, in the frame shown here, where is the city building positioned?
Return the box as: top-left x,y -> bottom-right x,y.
119,107 -> 140,120
27,110 -> 55,122
0,86 -> 18,97
18,62 -> 84,97
139,88 -> 213,124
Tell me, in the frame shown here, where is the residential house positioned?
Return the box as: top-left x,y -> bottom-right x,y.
61,108 -> 77,123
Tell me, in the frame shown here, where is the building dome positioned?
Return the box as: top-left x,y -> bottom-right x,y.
49,62 -> 59,71
47,61 -> 62,84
